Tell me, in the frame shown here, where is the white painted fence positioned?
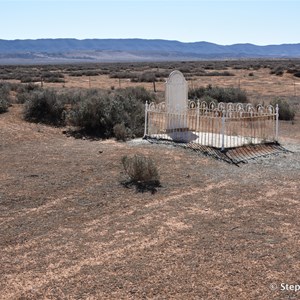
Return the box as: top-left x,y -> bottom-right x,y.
144,101 -> 279,150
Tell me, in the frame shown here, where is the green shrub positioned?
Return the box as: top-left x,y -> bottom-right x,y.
23,89 -> 66,125
110,92 -> 145,137
0,84 -> 11,113
20,76 -> 41,83
109,72 -> 138,79
122,154 -> 160,190
189,85 -> 248,103
270,98 -> 295,121
287,68 -> 298,74
205,71 -> 234,76
113,123 -> 128,141
16,92 -> 30,104
16,84 -> 41,104
270,66 -> 284,76
42,72 -> 64,82
69,87 -> 154,138
68,89 -> 112,136
0,98 -> 9,113
118,86 -> 155,103
136,71 -> 156,82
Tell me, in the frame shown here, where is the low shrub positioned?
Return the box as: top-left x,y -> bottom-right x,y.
189,85 -> 248,103
110,72 -> 138,79
136,72 -> 156,82
0,84 -> 11,113
69,87 -> 154,138
113,123 -> 128,141
23,89 -> 66,125
0,98 -> 9,113
117,86 -> 155,103
16,92 -> 31,104
270,66 -> 284,76
205,71 -> 234,76
68,89 -> 112,136
270,98 -> 295,121
122,154 -> 160,192
20,76 -> 41,83
287,68 -> 298,74
16,84 -> 41,104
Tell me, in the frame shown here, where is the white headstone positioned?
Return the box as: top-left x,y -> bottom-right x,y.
165,70 -> 188,131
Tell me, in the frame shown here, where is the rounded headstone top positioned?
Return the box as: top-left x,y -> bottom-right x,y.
166,70 -> 186,85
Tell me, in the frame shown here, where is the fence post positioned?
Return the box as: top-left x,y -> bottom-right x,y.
275,103 -> 279,142
221,110 -> 226,151
196,99 -> 200,132
144,101 -> 148,137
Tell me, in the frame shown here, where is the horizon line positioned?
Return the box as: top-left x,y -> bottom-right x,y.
1,38 -> 300,47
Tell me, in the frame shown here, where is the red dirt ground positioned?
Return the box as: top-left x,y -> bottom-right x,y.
1,105 -> 300,299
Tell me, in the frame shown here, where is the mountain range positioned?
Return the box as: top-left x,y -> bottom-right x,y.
0,38 -> 300,64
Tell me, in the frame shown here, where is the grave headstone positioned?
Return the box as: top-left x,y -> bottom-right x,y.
165,70 -> 188,132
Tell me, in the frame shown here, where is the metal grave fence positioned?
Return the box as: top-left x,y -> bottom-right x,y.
144,101 -> 279,150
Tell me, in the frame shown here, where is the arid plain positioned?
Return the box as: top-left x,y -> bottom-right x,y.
1,61 -> 300,299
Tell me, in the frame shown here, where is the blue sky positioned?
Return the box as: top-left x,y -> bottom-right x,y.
0,0 -> 299,45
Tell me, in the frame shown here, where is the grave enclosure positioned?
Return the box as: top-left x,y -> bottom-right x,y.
144,71 -> 279,150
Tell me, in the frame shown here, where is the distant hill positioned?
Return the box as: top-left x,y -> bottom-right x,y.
0,38 -> 300,64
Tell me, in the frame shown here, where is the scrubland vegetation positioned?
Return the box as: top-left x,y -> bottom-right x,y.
1,60 -> 300,300
0,59 -> 299,133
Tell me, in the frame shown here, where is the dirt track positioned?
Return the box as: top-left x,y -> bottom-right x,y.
1,105 -> 300,299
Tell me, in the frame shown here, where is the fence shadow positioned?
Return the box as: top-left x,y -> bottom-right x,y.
145,137 -> 289,165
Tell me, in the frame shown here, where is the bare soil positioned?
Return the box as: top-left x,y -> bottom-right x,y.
1,102 -> 300,299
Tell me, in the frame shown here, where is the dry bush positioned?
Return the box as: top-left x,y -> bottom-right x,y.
122,154 -> 160,192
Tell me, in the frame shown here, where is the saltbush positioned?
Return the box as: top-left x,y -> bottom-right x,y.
270,98 -> 295,121
113,123 -> 128,141
69,87 -> 154,138
69,90 -> 112,136
0,98 -> 9,113
118,86 -> 155,103
0,83 -> 11,113
270,66 -> 284,76
23,89 -> 66,125
189,85 -> 248,103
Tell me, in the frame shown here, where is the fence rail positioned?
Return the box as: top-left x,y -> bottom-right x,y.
144,100 -> 279,150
